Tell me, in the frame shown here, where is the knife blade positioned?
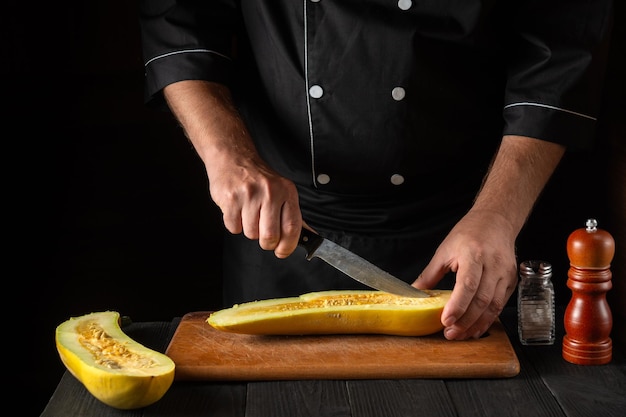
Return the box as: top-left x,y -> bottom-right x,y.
298,228 -> 430,298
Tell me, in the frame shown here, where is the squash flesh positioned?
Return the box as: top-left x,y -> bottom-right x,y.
208,290 -> 451,336
55,311 -> 175,410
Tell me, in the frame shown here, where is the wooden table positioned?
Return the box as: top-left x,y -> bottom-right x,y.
40,308 -> 626,417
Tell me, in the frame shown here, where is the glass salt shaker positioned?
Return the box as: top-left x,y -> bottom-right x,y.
517,260 -> 555,345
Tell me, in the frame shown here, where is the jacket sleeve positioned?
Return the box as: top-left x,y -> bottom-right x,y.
502,0 -> 614,149
138,0 -> 239,106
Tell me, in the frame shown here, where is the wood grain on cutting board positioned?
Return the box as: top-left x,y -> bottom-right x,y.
165,312 -> 520,381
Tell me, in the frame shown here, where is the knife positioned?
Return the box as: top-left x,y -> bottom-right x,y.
298,228 -> 430,298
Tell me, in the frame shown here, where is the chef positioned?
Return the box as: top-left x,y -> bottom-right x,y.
139,0 -> 613,340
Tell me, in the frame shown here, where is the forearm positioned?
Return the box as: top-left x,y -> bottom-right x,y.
471,135 -> 566,236
163,79 -> 302,256
163,80 -> 261,177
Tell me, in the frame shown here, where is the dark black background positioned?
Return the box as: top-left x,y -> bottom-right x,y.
7,1 -> 624,415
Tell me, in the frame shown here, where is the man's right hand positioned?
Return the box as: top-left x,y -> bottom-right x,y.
163,80 -> 302,258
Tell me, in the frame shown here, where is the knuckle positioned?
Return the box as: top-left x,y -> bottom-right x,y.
259,232 -> 280,249
461,275 -> 480,293
258,238 -> 274,249
472,292 -> 491,310
281,221 -> 300,237
488,299 -> 505,316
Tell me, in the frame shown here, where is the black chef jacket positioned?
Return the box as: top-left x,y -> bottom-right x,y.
139,0 -> 613,304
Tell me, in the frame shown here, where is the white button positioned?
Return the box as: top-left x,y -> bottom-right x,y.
390,174 -> 405,185
309,85 -> 324,99
398,0 -> 412,11
391,87 -> 406,101
317,173 -> 331,184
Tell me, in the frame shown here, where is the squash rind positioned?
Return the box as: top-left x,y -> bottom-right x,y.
208,290 -> 451,336
55,311 -> 175,410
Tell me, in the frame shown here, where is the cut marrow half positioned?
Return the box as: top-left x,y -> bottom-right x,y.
55,311 -> 175,409
208,289 -> 451,336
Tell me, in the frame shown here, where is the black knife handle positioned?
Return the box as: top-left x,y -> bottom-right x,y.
298,227 -> 324,260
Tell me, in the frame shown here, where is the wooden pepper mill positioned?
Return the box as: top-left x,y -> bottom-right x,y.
562,218 -> 615,365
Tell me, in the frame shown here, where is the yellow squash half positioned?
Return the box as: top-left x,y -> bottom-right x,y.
208,289 -> 451,336
55,311 -> 175,410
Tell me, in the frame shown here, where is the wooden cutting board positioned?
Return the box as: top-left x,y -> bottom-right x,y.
165,311 -> 520,381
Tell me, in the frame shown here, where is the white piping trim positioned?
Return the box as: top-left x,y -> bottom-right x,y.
503,102 -> 596,121
303,1 -> 317,187
144,49 -> 230,67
